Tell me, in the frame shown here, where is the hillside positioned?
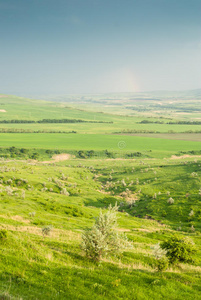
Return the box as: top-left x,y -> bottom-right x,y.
0,94 -> 201,299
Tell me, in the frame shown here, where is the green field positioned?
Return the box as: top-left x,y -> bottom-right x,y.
1,95 -> 201,135
1,94 -> 201,299
1,133 -> 201,158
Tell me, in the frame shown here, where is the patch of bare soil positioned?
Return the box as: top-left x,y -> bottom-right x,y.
132,228 -> 152,233
11,215 -> 30,224
106,158 -> 135,161
170,155 -> 201,160
0,223 -> 80,240
52,153 -> 72,161
41,153 -> 72,164
117,228 -> 131,232
0,109 -> 6,112
97,190 -> 111,195
0,215 -> 30,224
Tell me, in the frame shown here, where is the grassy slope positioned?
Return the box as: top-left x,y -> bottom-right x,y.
0,95 -> 201,299
0,158 -> 201,299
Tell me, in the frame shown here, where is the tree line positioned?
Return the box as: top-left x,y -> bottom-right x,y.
139,120 -> 201,125
0,119 -> 113,124
0,129 -> 77,133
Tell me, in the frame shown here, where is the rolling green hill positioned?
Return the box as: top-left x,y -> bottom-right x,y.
1,94 -> 201,299
0,157 -> 201,299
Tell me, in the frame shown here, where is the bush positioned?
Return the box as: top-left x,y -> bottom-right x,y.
42,226 -> 53,237
167,197 -> 174,204
152,243 -> 166,260
161,235 -> 196,265
152,243 -> 168,272
60,188 -> 69,196
29,212 -> 36,218
81,203 -> 132,261
0,229 -> 8,240
155,257 -> 169,272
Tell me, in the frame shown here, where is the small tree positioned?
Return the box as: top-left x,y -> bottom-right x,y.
161,235 -> 196,265
81,203 -> 131,261
42,225 -> 53,237
189,210 -> 194,217
152,243 -> 167,260
152,243 -> 168,272
167,197 -> 174,204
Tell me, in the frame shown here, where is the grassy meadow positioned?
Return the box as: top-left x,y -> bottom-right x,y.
0,94 -> 201,299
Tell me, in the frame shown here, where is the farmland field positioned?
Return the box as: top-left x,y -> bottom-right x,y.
1,133 -> 201,157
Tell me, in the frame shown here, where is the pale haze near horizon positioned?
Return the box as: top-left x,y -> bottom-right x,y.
0,0 -> 201,95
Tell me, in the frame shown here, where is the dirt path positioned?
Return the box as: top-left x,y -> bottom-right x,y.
41,153 -> 72,164
170,154 -> 201,160
1,154 -> 73,165
41,153 -> 72,163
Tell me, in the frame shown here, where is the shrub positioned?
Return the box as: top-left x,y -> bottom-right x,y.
21,190 -> 25,199
153,193 -> 157,199
42,226 -> 53,237
29,212 -> 36,218
5,186 -> 13,196
81,203 -> 132,261
161,235 -> 196,265
60,188 -> 69,196
189,225 -> 195,233
0,229 -> 8,240
155,257 -> 169,272
152,243 -> 167,260
121,179 -> 126,187
152,243 -> 168,272
167,197 -> 174,204
189,210 -> 194,217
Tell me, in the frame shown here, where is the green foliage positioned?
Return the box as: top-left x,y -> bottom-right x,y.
65,205 -> 90,218
152,243 -> 168,272
152,243 -> 167,260
155,257 -> 169,272
0,229 -> 8,240
81,203 -> 131,260
0,118 -> 112,124
161,235 -> 197,265
42,226 -> 53,237
29,212 -> 36,218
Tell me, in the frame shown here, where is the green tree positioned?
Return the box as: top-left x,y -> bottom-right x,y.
81,203 -> 131,261
161,235 -> 196,265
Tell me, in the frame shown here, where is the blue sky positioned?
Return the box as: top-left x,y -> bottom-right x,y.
0,0 -> 201,94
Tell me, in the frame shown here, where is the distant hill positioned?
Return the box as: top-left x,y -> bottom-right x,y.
18,88 -> 201,103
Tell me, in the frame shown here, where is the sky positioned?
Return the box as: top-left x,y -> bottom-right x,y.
0,0 -> 201,95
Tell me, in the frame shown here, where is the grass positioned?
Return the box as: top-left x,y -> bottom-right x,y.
1,94 -> 201,299
2,95 -> 201,135
0,157 -> 201,299
1,133 -> 201,159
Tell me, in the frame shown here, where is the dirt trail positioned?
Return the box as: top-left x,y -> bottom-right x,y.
41,153 -> 72,164
170,155 -> 201,160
